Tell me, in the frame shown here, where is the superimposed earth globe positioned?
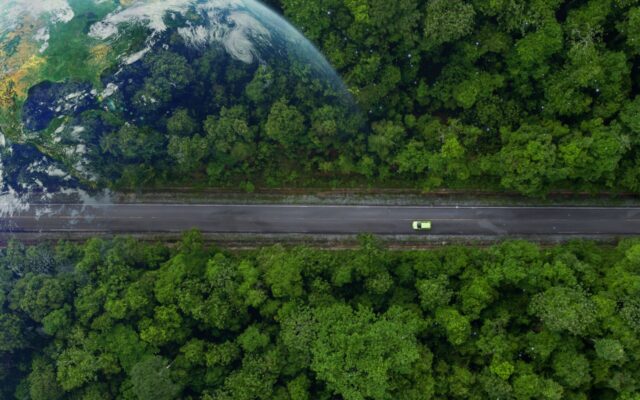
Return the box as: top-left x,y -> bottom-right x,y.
0,0 -> 356,215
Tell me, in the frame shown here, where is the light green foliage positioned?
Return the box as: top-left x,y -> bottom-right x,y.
56,348 -> 100,391
416,275 -> 452,311
620,96 -> 640,136
424,0 -> 476,49
311,304 -> 421,400
435,308 -> 471,346
513,374 -> 564,400
595,339 -> 626,363
626,7 -> 640,53
369,121 -> 405,159
238,325 -> 270,353
287,375 -> 311,400
277,303 -> 316,370
395,140 -> 430,175
41,306 -> 71,336
215,352 -> 279,400
259,245 -> 305,299
237,260 -> 268,308
530,286 -> 597,335
490,359 -> 514,380
460,277 -> 496,318
447,365 -> 475,398
104,324 -> 151,372
204,253 -> 247,331
265,100 -> 305,150
139,305 -> 188,346
512,21 -> 563,67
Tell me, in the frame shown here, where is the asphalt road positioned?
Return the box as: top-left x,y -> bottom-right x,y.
1,204 -> 640,236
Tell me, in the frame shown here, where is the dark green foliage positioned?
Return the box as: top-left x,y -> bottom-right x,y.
1,236 -> 640,398
274,0 -> 640,194
128,356 -> 182,400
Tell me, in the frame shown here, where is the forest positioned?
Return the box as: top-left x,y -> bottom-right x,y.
1,233 -> 640,399
81,0 -> 640,196
274,0 -> 640,195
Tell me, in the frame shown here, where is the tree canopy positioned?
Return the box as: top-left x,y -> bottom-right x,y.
57,0 -> 640,196
1,235 -> 640,398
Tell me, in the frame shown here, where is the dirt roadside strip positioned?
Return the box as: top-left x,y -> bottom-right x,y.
110,188 -> 640,207
0,232 -> 624,250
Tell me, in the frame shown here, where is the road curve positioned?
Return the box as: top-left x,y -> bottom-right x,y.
1,204 -> 640,236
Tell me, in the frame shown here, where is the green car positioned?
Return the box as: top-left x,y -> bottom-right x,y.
412,221 -> 432,231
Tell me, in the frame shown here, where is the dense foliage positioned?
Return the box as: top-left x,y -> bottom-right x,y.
104,0 -> 640,195
5,1 -> 640,196
274,0 -> 640,194
2,233 -> 640,399
85,42 -> 361,191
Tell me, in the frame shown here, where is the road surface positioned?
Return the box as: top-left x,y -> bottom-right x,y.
1,204 -> 639,236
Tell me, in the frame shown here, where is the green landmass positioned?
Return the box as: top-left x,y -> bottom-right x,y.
2,234 -> 640,399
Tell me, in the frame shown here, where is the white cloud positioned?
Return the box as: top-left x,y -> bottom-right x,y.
34,27 -> 50,53
89,0 -> 269,64
1,0 -> 74,33
0,189 -> 30,218
89,0 -> 195,40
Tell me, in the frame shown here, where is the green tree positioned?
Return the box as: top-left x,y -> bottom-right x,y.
552,351 -> 592,389
265,100 -> 305,151
258,245 -> 305,299
9,273 -> 71,322
167,134 -> 208,174
56,347 -> 100,391
166,108 -> 198,137
129,356 -> 182,400
530,286 -> 597,335
311,304 -> 422,400
100,124 -> 164,163
238,325 -> 270,353
369,121 -> 405,160
416,275 -> 452,311
27,357 -> 64,400
594,338 -> 625,363
134,51 -> 194,111
205,106 -> 253,155
424,0 -> 476,50
497,123 -> 561,195
139,305 -> 189,347
435,308 -> 471,346
0,313 -> 25,352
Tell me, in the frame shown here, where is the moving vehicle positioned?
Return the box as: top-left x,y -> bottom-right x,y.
412,221 -> 432,231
